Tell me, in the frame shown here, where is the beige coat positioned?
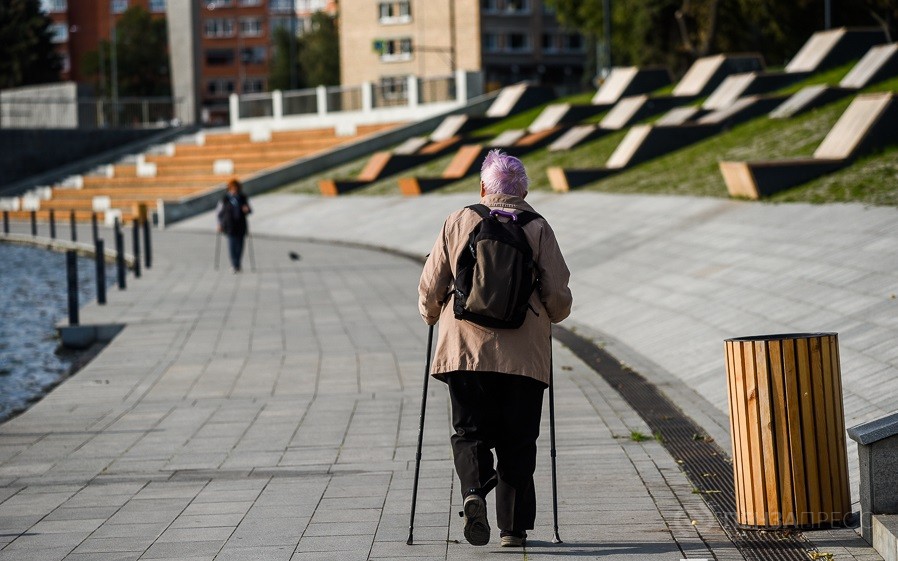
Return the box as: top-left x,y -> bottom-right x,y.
418,194 -> 572,386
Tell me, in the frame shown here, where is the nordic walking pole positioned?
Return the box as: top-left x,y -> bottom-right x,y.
214,232 -> 221,270
549,332 -> 562,543
407,323 -> 435,545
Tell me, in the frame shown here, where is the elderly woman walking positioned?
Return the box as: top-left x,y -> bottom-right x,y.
418,149 -> 572,547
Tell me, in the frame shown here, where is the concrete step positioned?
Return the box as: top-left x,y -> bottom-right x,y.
874,515 -> 898,561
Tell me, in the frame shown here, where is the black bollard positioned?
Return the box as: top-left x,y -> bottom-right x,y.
143,217 -> 152,269
3,210 -> 8,234
49,210 -> 56,239
115,227 -> 126,290
70,209 -> 77,242
66,250 -> 79,326
91,213 -> 99,243
132,219 -> 141,278
95,239 -> 107,305
30,211 -> 37,236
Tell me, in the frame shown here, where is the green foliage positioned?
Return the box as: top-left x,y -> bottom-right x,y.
270,12 -> 340,91
0,0 -> 61,88
269,26 -> 303,91
81,6 -> 170,97
298,12 -> 339,87
544,0 -> 895,78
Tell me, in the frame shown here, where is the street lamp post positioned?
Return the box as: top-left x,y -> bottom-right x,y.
289,0 -> 298,90
110,0 -> 119,125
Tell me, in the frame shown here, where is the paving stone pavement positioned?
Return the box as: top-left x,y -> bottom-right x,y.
0,223 -> 756,560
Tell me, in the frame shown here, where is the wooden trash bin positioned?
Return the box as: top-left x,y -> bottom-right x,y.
724,332 -> 851,528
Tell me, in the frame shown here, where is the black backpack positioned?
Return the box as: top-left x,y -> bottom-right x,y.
453,204 -> 541,329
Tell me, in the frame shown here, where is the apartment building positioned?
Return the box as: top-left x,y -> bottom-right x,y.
39,0 -> 167,83
339,0 -> 584,100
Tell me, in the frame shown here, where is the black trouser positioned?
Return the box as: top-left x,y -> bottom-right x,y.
446,371 -> 545,532
227,233 -> 245,270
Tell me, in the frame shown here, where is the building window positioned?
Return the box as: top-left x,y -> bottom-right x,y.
380,75 -> 408,100
240,17 -> 263,37
150,0 -> 166,12
39,0 -> 67,13
243,78 -> 265,93
269,0 -> 293,12
240,46 -> 267,64
505,0 -> 529,13
205,48 -> 235,66
60,53 -> 71,73
379,1 -> 411,24
565,34 -> 583,52
207,79 -> 235,96
239,0 -> 262,5
48,22 -> 69,43
204,18 -> 235,38
481,0 -> 500,13
206,0 -> 234,8
507,33 -> 530,52
112,0 -> 128,14
380,37 -> 412,62
483,33 -> 499,53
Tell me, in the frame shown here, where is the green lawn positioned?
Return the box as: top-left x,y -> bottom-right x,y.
275,68 -> 898,206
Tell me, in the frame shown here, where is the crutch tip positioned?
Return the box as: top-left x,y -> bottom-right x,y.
552,533 -> 563,544
406,534 -> 414,545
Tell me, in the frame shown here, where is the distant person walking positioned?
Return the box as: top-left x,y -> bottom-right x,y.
418,150 -> 572,547
216,178 -> 252,273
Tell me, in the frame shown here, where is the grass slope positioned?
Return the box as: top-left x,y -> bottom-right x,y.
276,68 -> 898,205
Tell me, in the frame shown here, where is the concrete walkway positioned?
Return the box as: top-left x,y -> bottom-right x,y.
0,226 -> 745,560
177,192 -> 898,509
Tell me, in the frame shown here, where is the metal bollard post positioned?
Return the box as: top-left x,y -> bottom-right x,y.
30,210 -> 37,236
95,239 -> 107,305
70,209 -> 77,242
3,211 -> 8,234
132,219 -> 141,278
115,222 -> 126,290
49,210 -> 56,239
66,250 -> 79,326
91,213 -> 99,243
143,216 -> 152,269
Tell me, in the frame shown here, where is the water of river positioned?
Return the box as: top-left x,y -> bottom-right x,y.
0,243 -> 114,422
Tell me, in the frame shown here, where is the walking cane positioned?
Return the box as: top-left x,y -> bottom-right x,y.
214,232 -> 222,270
549,332 -> 562,543
407,323 -> 435,545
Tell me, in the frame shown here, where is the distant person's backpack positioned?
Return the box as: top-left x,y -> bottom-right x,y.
453,204 -> 541,329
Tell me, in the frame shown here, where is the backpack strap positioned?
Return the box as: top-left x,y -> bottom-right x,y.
466,204 -> 491,218
466,204 -> 542,225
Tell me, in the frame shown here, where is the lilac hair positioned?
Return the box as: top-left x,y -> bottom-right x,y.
480,149 -> 529,197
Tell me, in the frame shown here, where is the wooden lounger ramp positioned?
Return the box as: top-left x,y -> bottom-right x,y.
771,43 -> 898,119
398,145 -> 486,196
702,28 -> 886,117
548,54 -> 765,152
547,94 -> 786,191
318,135 -> 461,196
720,93 -> 898,199
319,84 -> 557,195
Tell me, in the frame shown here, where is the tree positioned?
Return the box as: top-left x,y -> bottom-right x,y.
545,0 -> 888,78
82,6 -> 170,97
269,11 -> 340,91
298,12 -> 340,87
269,26 -> 304,91
0,0 -> 61,88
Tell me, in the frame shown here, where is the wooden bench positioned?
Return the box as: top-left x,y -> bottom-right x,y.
720,92 -> 898,198
398,144 -> 485,196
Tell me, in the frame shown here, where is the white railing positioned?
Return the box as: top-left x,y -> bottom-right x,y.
229,70 -> 484,132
